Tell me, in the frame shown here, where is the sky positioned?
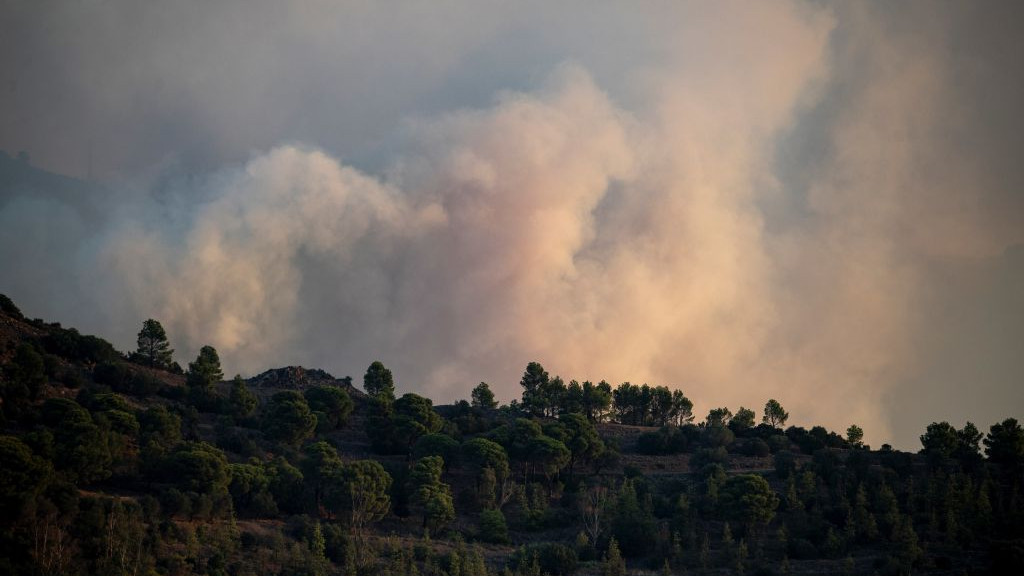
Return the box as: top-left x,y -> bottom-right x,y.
1,1 -> 1022,449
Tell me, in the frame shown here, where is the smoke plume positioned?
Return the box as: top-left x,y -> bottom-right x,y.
2,1 -> 1022,448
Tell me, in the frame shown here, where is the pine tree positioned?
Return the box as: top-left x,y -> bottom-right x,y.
187,345 -> 223,409
471,382 -> 498,410
893,515 -> 922,572
229,375 -> 258,418
136,318 -> 174,368
603,538 -> 626,576
364,361 -> 395,401
308,522 -> 328,576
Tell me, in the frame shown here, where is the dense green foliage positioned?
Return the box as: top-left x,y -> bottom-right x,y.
0,296 -> 1022,575
305,385 -> 353,431
263,390 -> 318,446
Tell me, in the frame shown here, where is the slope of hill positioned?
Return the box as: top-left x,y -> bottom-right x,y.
0,293 -> 1021,576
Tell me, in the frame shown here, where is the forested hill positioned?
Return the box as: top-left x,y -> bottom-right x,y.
1,293 -> 1022,576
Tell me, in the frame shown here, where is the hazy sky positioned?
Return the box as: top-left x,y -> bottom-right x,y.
1,1 -> 1022,449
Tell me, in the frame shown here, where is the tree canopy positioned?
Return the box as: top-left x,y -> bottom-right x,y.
135,318 -> 174,368
305,385 -> 353,430
262,391 -> 317,446
762,399 -> 789,428
363,361 -> 395,401
1,293 -> 1022,576
471,382 -> 498,410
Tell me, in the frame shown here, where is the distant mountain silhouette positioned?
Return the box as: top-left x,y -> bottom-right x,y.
0,149 -> 108,220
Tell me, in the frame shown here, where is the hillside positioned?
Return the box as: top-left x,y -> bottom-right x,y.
0,293 -> 1022,576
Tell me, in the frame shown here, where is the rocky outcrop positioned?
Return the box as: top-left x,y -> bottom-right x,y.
246,366 -> 365,398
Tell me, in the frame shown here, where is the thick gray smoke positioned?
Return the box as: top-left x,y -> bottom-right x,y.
1,1 -> 1022,449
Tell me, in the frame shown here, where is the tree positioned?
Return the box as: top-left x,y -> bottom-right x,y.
478,509 -> 509,543
1,343 -> 46,418
187,345 -> 224,409
267,456 -> 305,514
139,405 -> 182,455
394,393 -> 443,454
610,480 -> 656,556
463,437 -> 511,484
409,456 -> 455,531
471,382 -> 498,410
956,421 -> 983,462
719,474 -> 779,530
563,380 -> 585,414
229,375 -> 259,419
187,345 -> 223,389
520,362 -> 550,416
649,386 -> 674,426
846,424 -> 864,448
228,460 -> 277,517
602,538 -> 626,576
984,418 -> 1024,470
491,418 -> 545,478
413,433 -> 460,465
730,407 -> 756,433
583,381 -> 613,422
670,390 -> 695,425
262,391 -> 317,446
41,398 -> 112,484
0,435 -> 52,519
303,441 -> 345,517
920,422 -> 960,464
581,484 -> 609,544
343,460 -> 392,538
558,413 -> 605,479
363,361 -> 395,401
763,399 -> 789,428
540,376 -> 568,417
166,442 -> 231,494
365,395 -> 399,454
513,543 -> 577,576
892,515 -> 922,572
135,319 -> 174,368
612,382 -> 644,425
706,407 -> 733,427
305,385 -> 353,430
528,435 -> 571,486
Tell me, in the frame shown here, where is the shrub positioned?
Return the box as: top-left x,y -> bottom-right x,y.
637,426 -> 690,455
44,328 -> 121,364
511,543 -> 578,576
766,434 -> 791,453
736,438 -> 770,457
478,508 -> 509,543
690,447 -> 728,469
94,362 -> 162,396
